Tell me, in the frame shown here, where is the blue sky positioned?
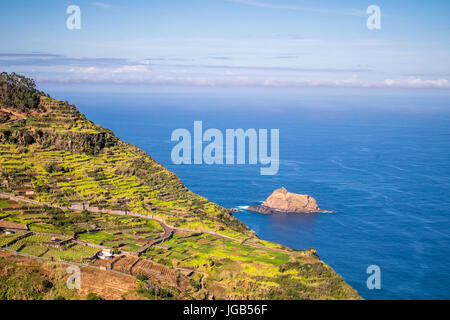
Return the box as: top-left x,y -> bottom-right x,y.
1,0 -> 449,90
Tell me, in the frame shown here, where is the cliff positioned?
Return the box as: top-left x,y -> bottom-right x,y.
0,73 -> 359,300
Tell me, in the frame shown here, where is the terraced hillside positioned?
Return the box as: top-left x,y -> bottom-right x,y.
0,73 -> 248,239
0,73 -> 361,300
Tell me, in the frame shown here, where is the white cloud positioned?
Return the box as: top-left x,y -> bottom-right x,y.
382,77 -> 450,88
112,65 -> 149,73
6,52 -> 447,90
67,67 -> 99,73
67,65 -> 149,74
37,73 -> 450,90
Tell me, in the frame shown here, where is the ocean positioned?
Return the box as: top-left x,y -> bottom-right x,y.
46,87 -> 450,300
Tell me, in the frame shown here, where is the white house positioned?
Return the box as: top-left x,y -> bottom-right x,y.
98,248 -> 114,260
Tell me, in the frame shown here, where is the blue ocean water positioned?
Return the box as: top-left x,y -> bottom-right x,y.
47,88 -> 450,300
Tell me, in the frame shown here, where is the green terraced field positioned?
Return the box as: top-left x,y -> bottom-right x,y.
19,245 -> 48,256
0,200 -> 9,208
77,231 -> 115,244
28,223 -> 59,233
16,234 -> 54,244
6,241 -> 24,251
146,233 -> 291,268
42,244 -> 99,262
78,230 -> 147,252
0,74 -> 361,300
0,233 -> 23,247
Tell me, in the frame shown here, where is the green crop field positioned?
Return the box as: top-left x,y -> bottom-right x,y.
42,244 -> 99,262
19,245 -> 48,256
77,231 -> 116,244
18,234 -> 54,244
0,200 -> 10,208
78,231 -> 147,251
0,233 -> 23,247
0,74 -> 361,300
151,233 -> 291,268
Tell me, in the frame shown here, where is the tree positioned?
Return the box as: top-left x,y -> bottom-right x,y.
42,279 -> 54,289
24,134 -> 35,145
136,274 -> 148,281
0,72 -> 42,112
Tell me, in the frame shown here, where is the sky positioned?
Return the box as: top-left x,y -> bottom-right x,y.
0,0 -> 450,91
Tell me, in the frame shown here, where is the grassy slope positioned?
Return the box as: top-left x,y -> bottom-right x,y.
1,95 -> 250,239
0,74 -> 361,299
0,254 -> 81,300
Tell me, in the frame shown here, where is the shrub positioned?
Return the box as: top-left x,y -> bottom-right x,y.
1,130 -> 11,138
42,279 -> 54,289
136,274 -> 148,281
44,163 -> 67,173
0,72 -> 42,112
24,134 -> 35,145
86,293 -> 103,300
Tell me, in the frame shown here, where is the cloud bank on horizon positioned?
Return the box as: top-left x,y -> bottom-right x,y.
0,0 -> 449,90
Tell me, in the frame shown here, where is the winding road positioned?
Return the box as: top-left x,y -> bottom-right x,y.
0,191 -> 295,255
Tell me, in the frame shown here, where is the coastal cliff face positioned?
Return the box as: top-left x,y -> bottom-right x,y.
249,187 -> 323,214
0,73 -> 360,300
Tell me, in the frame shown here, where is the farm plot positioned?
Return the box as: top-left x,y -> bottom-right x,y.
1,233 -> 95,261
19,245 -> 48,256
0,200 -> 10,208
5,241 -> 25,251
145,233 -> 291,269
28,222 -> 59,233
77,230 -> 148,252
42,244 -> 99,262
0,233 -> 24,247
16,234 -> 55,244
4,234 -> 56,254
97,215 -> 163,233
117,223 -> 162,240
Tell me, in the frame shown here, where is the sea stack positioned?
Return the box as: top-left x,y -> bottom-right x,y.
248,187 -> 326,214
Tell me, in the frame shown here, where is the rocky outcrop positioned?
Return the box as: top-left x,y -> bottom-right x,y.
248,187 -> 327,214
0,127 -> 118,155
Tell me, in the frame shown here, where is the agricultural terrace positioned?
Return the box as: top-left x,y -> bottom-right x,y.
0,136 -> 250,238
143,233 -> 291,268
0,197 -> 163,250
1,96 -> 253,238
0,82 -> 362,300
140,232 -> 355,299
